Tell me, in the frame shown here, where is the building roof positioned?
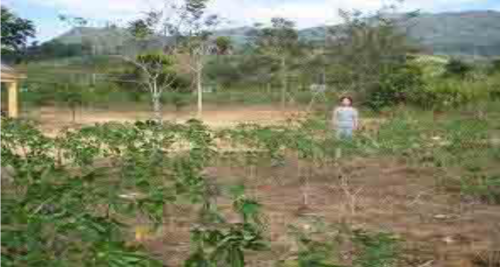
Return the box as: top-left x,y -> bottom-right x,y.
1,61 -> 25,82
1,62 -> 12,70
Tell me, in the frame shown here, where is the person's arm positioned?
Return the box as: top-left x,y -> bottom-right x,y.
353,108 -> 359,130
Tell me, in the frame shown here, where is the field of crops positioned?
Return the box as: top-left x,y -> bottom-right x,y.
2,106 -> 500,267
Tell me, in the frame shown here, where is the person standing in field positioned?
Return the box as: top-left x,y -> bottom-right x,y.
332,96 -> 359,139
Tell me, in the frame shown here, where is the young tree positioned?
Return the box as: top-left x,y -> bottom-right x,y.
251,18 -> 302,110
179,12 -> 221,118
124,52 -> 178,122
214,36 -> 233,55
126,0 -> 220,119
56,83 -> 86,123
324,6 -> 420,98
115,52 -> 190,119
1,6 -> 35,61
207,36 -> 234,88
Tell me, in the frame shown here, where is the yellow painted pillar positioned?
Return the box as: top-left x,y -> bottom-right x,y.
8,81 -> 18,118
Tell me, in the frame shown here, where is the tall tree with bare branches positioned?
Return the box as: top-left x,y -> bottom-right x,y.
126,0 -> 220,120
251,18 -> 302,110
324,5 -> 420,96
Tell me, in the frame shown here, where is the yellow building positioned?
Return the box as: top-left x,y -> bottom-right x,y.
1,62 -> 25,118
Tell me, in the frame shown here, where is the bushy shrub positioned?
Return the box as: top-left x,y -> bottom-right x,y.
282,219 -> 401,267
162,92 -> 192,111
415,79 -> 491,110
444,58 -> 473,78
20,82 -> 56,106
367,63 -> 425,110
490,58 -> 500,74
489,73 -> 500,100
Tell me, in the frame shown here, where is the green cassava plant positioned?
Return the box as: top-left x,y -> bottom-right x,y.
1,118 -> 164,267
282,218 -> 400,267
8,111 -> 493,266
185,185 -> 268,267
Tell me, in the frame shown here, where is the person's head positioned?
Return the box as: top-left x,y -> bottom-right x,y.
339,96 -> 353,107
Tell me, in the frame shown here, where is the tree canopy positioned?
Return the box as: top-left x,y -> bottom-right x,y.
251,18 -> 301,58
1,6 -> 35,54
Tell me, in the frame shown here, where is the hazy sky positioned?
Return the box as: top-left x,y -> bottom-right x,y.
3,0 -> 500,42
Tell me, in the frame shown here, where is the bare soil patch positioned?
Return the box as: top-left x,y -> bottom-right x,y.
138,156 -> 500,267
25,105 -> 305,135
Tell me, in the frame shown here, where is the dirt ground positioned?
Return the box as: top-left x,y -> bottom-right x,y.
24,105 -> 305,135
134,156 -> 500,267
19,105 -> 500,266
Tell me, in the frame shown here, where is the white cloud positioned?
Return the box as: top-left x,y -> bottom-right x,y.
206,0 -> 337,28
15,0 -> 496,27
20,0 -> 146,23
187,0 -> 495,28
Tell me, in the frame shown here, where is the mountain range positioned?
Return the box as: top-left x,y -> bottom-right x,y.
50,10 -> 500,57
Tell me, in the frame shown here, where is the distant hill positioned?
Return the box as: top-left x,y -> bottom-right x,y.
55,26 -> 128,54
55,27 -> 126,45
300,10 -> 500,57
46,10 -> 500,57
406,11 -> 500,56
53,26 -> 166,55
212,26 -> 255,45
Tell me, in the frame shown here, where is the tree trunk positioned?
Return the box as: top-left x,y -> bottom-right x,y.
281,56 -> 287,111
306,90 -> 320,113
152,95 -> 162,123
71,105 -> 76,124
151,82 -> 162,123
196,60 -> 203,119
